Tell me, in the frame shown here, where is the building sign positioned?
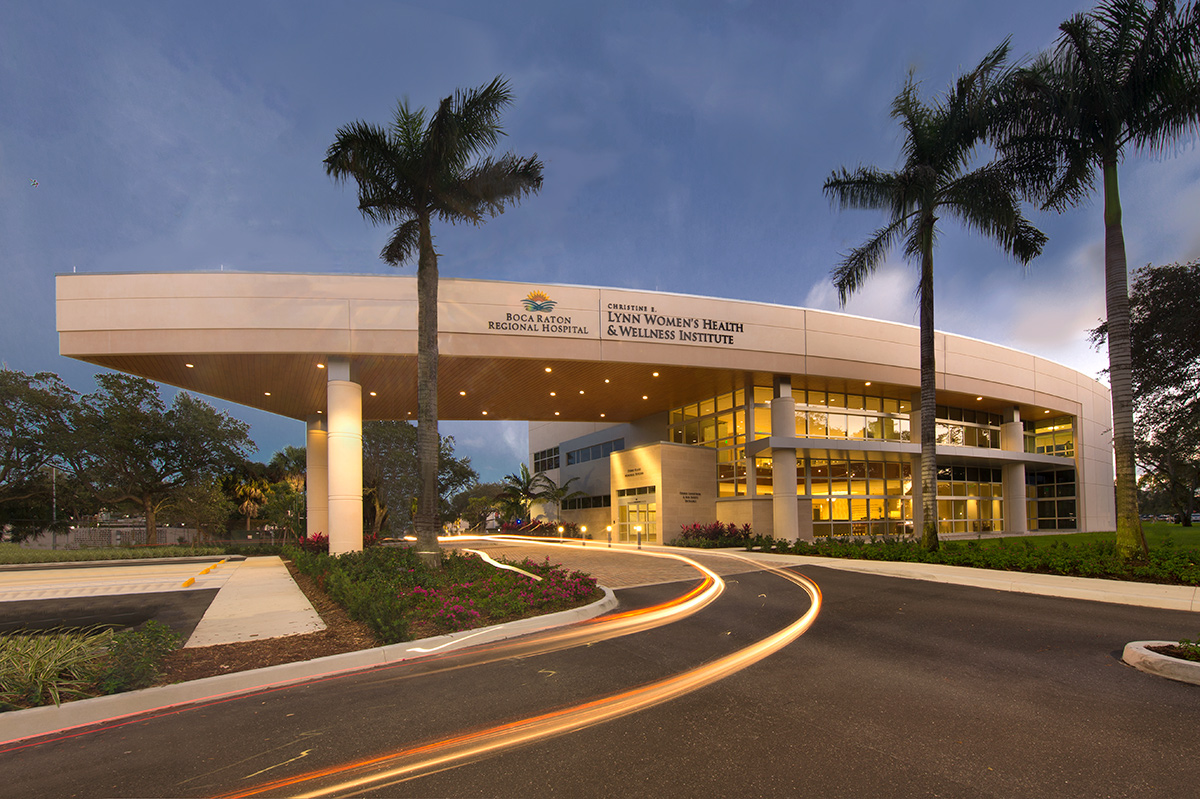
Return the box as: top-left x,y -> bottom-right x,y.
679,491 -> 701,504
486,291 -> 591,335
603,303 -> 744,346
467,286 -> 754,348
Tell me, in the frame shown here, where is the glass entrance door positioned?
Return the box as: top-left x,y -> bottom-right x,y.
617,486 -> 657,543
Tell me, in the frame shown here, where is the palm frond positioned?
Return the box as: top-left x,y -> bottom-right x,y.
436,153 -> 544,223
380,219 -> 420,266
823,167 -> 902,213
832,217 -> 913,304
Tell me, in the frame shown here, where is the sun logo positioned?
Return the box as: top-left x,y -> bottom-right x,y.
522,291 -> 557,312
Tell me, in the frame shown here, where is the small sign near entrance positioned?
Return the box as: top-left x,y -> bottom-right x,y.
625,467 -> 643,478
679,491 -> 701,504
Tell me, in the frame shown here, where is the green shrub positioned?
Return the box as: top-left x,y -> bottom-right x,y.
97,621 -> 181,694
0,627 -> 110,710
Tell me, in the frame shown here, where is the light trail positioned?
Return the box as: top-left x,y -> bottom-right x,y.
215,551 -> 820,799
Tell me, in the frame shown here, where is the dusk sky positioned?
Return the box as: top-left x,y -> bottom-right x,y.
4,1 -> 1199,481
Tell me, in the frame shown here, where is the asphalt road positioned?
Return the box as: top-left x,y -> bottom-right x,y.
4,564 -> 1198,798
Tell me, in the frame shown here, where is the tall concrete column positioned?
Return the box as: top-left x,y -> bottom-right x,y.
1001,406 -> 1028,534
305,414 -> 328,540
326,357 -> 363,555
771,376 -> 800,542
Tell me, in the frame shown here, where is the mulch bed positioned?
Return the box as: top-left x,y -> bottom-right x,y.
1147,643 -> 1200,663
154,561 -> 381,686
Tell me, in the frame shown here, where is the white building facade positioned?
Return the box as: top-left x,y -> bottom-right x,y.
57,272 -> 1114,551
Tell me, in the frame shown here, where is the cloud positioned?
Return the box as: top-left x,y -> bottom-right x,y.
802,260 -> 918,325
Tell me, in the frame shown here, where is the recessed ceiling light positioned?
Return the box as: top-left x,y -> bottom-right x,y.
600,413 -> 606,418
579,390 -> 585,395
652,372 -> 659,377
642,395 -> 648,400
459,391 -> 466,396
545,367 -> 552,373
1045,409 -> 1051,414
317,410 -> 323,414
316,363 -> 325,369
976,396 -> 983,401
185,363 -> 194,368
554,411 -> 560,416
604,379 -> 610,384
370,391 -> 377,396
864,381 -> 871,386
550,391 -> 556,397
482,410 -> 488,415
264,392 -> 271,396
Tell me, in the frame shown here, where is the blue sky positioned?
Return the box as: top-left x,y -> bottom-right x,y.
3,0 -> 1199,481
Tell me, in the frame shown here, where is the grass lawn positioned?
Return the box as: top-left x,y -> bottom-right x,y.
972,522 -> 1200,549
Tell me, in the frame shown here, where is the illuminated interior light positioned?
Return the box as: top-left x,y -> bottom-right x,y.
482,411 -> 488,415
864,381 -> 871,386
550,392 -> 556,396
459,391 -> 466,396
652,372 -> 659,377
600,413 -> 606,418
554,411 -> 560,416
263,392 -> 271,396
545,367 -> 552,373
604,379 -> 610,383
370,392 -> 377,396
316,363 -> 325,369
185,363 -> 194,368
642,395 -> 648,400
579,390 -> 585,395
976,396 -> 983,401
1044,409 -> 1051,414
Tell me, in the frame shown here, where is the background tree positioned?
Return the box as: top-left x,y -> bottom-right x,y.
70,375 -> 253,545
1092,259 -> 1200,526
325,76 -> 543,566
497,464 -> 553,524
446,481 -> 505,529
999,0 -> 1200,557
542,475 -> 586,521
0,370 -> 76,507
824,41 -> 1046,550
362,420 -> 478,536
268,445 -> 307,487
162,479 -> 235,542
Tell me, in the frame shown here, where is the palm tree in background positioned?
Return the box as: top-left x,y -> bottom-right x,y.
325,77 -> 543,567
997,0 -> 1200,559
824,41 -> 1046,551
497,464 -> 553,524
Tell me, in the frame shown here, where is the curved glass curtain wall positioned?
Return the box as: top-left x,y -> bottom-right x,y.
668,385 -> 1012,536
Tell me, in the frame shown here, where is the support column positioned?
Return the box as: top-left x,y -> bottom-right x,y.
326,357 -> 363,555
305,415 -> 328,541
771,376 -> 800,542
1001,406 -> 1028,534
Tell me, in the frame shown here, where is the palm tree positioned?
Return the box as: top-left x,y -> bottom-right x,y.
824,41 -> 1046,551
497,464 -> 553,524
996,0 -> 1200,559
325,77 -> 543,567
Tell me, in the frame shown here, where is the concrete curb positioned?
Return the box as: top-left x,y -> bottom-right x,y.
1122,641 -> 1200,686
704,549 -> 1200,612
0,587 -> 618,746
0,555 -> 246,572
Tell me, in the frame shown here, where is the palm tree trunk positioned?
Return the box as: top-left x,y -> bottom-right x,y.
414,214 -> 442,568
1102,159 -> 1147,559
919,217 -> 939,551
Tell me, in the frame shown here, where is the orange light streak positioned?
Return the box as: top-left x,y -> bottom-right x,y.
217,553 -> 820,799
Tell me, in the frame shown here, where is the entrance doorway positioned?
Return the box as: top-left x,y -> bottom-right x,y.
617,486 -> 657,543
